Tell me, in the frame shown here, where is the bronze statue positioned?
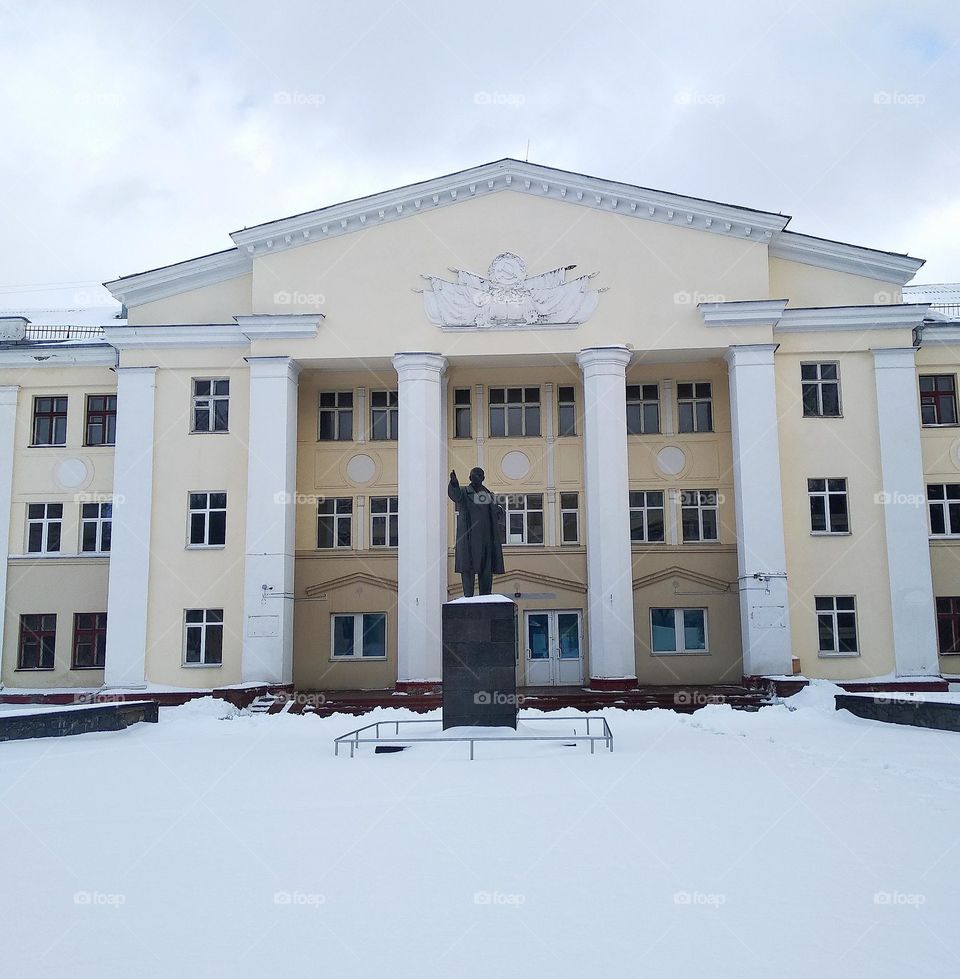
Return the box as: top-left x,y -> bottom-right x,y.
448,468 -> 505,597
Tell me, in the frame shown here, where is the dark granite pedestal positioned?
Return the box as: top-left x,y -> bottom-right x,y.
442,596 -> 518,730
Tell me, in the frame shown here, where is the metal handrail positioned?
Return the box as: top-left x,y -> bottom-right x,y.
334,714 -> 613,760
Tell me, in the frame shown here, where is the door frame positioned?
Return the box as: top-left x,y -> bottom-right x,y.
522,609 -> 584,686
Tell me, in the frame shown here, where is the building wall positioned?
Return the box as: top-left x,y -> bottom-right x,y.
127,275 -> 253,326
769,257 -> 899,307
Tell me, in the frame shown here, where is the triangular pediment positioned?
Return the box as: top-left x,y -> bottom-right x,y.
632,565 -> 733,593
448,568 -> 588,598
304,571 -> 397,597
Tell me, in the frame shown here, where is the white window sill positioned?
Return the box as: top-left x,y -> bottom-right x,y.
810,532 -> 852,537
189,429 -> 230,435
185,545 -> 227,550
817,651 -> 860,659
651,650 -> 710,657
329,657 -> 387,663
921,424 -> 959,429
181,663 -> 223,669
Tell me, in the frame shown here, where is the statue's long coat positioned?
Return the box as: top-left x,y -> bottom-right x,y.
448,479 -> 505,576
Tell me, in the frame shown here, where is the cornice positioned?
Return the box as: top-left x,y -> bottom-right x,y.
229,159 -> 790,258
915,322 -> 960,346
775,304 -> 929,333
103,323 -> 249,349
769,231 -> 923,285
0,343 -> 117,368
103,249 -> 252,307
699,299 -> 788,328
234,314 -> 324,340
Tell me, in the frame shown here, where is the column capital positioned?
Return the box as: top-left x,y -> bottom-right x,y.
576,346 -> 631,373
245,355 -> 302,381
871,346 -> 918,369
392,352 -> 447,378
724,344 -> 778,369
114,365 -> 157,377
0,384 -> 20,405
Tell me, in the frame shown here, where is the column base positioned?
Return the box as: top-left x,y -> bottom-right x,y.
588,677 -> 639,692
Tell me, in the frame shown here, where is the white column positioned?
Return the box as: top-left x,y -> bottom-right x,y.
241,357 -> 301,684
725,345 -> 792,677
576,347 -> 636,685
872,347 -> 939,676
393,352 -> 448,684
104,367 -> 157,687
0,386 -> 19,672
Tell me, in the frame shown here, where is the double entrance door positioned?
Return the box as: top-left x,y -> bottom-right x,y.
524,610 -> 583,686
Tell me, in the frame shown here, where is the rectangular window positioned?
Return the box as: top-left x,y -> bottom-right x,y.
318,497 -> 353,548
928,484 -> 960,537
626,384 -> 660,435
502,493 -> 544,545
489,387 -> 541,437
680,489 -> 719,542
318,391 -> 353,441
920,375 -> 958,426
560,492 -> 579,544
807,478 -> 849,534
677,382 -> 713,433
557,385 -> 576,437
801,363 -> 842,417
188,492 -> 227,547
936,597 -> 960,655
84,395 -> 117,446
72,612 -> 107,669
80,501 -> 112,553
184,609 -> 223,665
816,596 -> 859,656
18,613 -> 56,670
192,378 -> 230,433
629,491 -> 665,543
453,388 -> 472,439
650,608 -> 708,654
26,503 -> 62,553
370,496 -> 399,547
331,612 -> 387,659
370,390 -> 399,440
32,396 -> 67,446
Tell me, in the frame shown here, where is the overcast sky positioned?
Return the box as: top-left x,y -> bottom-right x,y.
1,0 -> 957,311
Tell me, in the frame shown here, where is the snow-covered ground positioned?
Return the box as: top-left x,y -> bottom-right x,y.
1,682 -> 958,978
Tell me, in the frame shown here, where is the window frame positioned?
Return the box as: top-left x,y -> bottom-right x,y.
556,385 -> 577,437
317,497 -> 353,549
928,483 -> 960,538
559,491 -> 580,544
919,374 -> 958,427
26,502 -> 63,554
625,384 -> 660,436
488,387 -> 541,438
370,390 -> 399,441
187,492 -> 227,548
676,382 -> 713,433
191,377 -> 230,434
649,607 -> 709,655
502,492 -> 545,545
329,612 -> 388,661
318,390 -> 354,441
936,597 -> 960,655
801,362 -> 843,418
18,613 -> 57,670
369,496 -> 399,548
72,612 -> 107,669
629,490 -> 666,544
80,501 -> 112,553
680,489 -> 719,543
183,608 -> 224,667
84,394 -> 117,446
31,396 -> 68,447
807,477 -> 850,535
453,388 -> 472,440
815,595 -> 859,657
